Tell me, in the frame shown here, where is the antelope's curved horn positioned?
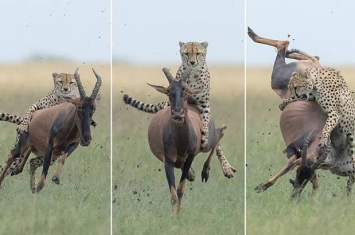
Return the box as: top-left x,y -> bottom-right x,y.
74,68 -> 86,98
162,68 -> 175,83
311,141 -> 331,171
90,68 -> 102,99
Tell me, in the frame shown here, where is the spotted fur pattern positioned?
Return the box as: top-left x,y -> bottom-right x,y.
281,67 -> 355,147
0,73 -> 79,179
280,67 -> 355,194
17,73 -> 79,133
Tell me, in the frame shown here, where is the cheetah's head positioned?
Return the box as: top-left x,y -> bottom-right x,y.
289,71 -> 314,101
52,73 -> 79,99
179,41 -> 208,68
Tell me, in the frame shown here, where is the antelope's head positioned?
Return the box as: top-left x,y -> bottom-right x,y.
69,68 -> 102,146
148,67 -> 202,126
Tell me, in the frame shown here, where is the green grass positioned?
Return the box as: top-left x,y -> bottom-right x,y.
113,90 -> 244,234
0,66 -> 110,235
246,91 -> 355,235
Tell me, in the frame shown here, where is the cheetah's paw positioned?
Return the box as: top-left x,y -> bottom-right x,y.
222,163 -> 236,179
17,124 -> 29,134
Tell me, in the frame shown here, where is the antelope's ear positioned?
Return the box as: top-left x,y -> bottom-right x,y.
147,83 -> 169,94
201,42 -> 208,48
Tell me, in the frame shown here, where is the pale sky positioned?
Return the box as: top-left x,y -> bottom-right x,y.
247,0 -> 355,66
0,1 -> 110,63
114,0 -> 244,65
1,1 -> 354,66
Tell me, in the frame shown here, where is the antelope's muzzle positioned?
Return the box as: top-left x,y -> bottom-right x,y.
171,110 -> 185,126
80,135 -> 92,146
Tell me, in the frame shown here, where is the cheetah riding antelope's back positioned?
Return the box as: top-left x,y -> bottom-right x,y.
123,41 -> 236,179
248,27 -> 354,198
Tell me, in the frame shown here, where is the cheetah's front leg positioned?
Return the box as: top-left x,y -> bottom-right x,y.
200,106 -> 211,151
18,106 -> 37,134
320,109 -> 340,147
279,96 -> 302,111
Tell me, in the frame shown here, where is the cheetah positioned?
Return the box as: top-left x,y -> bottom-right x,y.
0,73 -> 80,181
280,67 -> 355,149
123,42 -> 236,178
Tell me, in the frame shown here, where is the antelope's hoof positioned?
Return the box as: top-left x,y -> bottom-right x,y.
36,183 -> 45,193
202,167 -> 210,183
220,124 -> 227,131
222,164 -> 236,179
187,168 -> 195,182
291,189 -> 302,201
52,175 -> 60,185
254,182 -> 271,193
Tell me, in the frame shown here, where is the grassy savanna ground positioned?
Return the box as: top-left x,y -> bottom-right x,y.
247,67 -> 355,234
113,64 -> 244,235
0,62 -> 110,235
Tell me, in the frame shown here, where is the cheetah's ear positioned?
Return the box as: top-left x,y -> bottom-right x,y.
179,42 -> 184,48
52,73 -> 58,78
201,42 -> 208,48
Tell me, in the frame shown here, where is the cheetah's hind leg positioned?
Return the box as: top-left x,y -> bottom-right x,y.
29,156 -> 44,193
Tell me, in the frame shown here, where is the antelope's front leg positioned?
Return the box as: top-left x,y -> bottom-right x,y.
36,145 -> 54,193
177,154 -> 195,212
52,154 -> 68,185
51,142 -> 79,185
164,158 -> 178,215
310,173 -> 319,198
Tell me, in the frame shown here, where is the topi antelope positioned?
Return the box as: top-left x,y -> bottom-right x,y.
147,67 -> 227,214
248,27 -> 354,198
0,68 -> 102,193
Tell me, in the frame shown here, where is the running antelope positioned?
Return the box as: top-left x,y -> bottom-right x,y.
0,68 -> 102,193
147,68 -> 227,214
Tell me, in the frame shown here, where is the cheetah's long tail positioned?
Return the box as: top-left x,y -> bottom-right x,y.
0,112 -> 23,125
123,94 -> 170,114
